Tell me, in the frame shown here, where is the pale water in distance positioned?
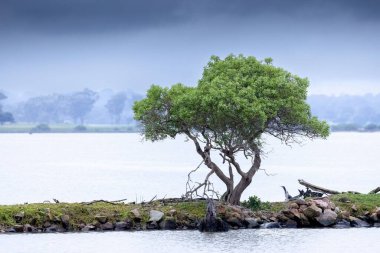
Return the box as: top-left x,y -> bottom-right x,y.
0,133 -> 379,204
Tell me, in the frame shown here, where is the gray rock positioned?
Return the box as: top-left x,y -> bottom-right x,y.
13,225 -> 24,233
100,222 -> 114,230
14,212 -> 25,223
159,218 -> 177,230
24,224 -> 37,233
5,228 -> 16,233
226,217 -> 243,228
303,205 -> 322,219
168,209 -> 177,216
350,218 -> 370,228
316,209 -> 337,227
332,220 -> 351,229
45,225 -> 59,233
61,214 -> 70,229
115,221 -> 131,231
43,221 -> 52,228
147,221 -> 159,230
298,213 -> 311,227
283,219 -> 298,228
313,199 -> 329,210
295,199 -> 307,206
81,225 -> 96,232
373,223 -> 380,228
149,210 -> 164,222
369,213 -> 378,223
94,215 -> 108,224
244,218 -> 260,229
130,209 -> 141,222
260,222 -> 281,229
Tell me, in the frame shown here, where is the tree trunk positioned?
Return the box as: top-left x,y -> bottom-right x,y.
227,177 -> 253,205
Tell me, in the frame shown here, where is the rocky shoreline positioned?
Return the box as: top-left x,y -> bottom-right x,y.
1,196 -> 379,234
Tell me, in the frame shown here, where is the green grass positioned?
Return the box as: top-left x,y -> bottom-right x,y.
0,201 -> 207,229
330,193 -> 380,214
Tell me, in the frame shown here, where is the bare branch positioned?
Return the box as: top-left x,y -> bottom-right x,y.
259,168 -> 277,176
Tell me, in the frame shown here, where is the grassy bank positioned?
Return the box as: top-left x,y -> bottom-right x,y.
0,201 -> 206,229
255,194 -> 380,215
1,194 -> 379,232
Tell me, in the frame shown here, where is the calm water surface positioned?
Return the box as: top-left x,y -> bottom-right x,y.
0,133 -> 379,252
0,133 -> 378,204
1,229 -> 379,253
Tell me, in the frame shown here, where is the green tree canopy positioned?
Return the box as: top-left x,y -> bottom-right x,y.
134,54 -> 329,204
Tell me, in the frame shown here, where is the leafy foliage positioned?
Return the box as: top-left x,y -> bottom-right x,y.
241,195 -> 271,211
134,55 -> 329,145
134,54 -> 329,204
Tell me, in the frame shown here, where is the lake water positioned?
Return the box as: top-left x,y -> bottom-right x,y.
0,133 -> 379,204
1,229 -> 379,253
0,133 -> 379,252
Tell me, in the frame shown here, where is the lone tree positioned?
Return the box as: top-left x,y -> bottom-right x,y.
133,55 -> 329,205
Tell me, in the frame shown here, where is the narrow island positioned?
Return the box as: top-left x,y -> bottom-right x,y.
1,191 -> 379,233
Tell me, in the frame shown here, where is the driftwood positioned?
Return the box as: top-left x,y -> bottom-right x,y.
298,179 -> 341,194
199,199 -> 228,232
369,187 -> 380,194
298,179 -> 379,195
81,198 -> 127,205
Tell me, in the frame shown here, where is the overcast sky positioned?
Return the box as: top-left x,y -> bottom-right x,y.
1,0 -> 380,97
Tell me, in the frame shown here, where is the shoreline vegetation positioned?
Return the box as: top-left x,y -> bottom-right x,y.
2,123 -> 380,134
1,194 -> 379,233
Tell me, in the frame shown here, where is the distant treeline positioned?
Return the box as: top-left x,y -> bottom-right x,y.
308,94 -> 380,131
1,91 -> 380,132
0,89 -> 141,126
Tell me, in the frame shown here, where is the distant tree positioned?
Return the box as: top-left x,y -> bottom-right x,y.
23,94 -> 66,123
67,89 -> 98,125
105,92 -> 127,124
134,55 -> 329,205
0,112 -> 14,125
0,92 -> 15,124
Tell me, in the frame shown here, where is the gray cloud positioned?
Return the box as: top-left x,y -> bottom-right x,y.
1,0 -> 380,34
0,0 -> 379,95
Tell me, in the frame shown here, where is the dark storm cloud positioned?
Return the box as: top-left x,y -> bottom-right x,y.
1,0 -> 380,33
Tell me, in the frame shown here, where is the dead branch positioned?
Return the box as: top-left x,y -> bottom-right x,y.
148,195 -> 157,203
369,187 -> 380,194
184,159 -> 220,200
298,179 -> 341,195
259,168 -> 277,176
81,198 -> 127,205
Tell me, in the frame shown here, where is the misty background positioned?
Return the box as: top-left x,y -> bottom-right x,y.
1,0 -> 380,128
